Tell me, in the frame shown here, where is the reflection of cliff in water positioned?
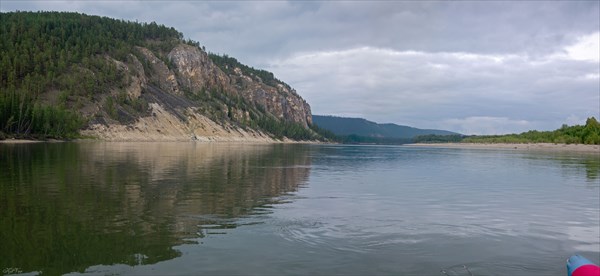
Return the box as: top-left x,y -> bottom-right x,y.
0,142 -> 312,275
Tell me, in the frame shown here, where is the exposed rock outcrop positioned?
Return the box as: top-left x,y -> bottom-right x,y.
136,46 -> 181,95
235,74 -> 313,127
167,44 -> 313,128
168,44 -> 229,93
84,43 -> 315,141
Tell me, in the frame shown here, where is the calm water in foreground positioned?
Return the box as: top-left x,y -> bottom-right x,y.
1,142 -> 599,275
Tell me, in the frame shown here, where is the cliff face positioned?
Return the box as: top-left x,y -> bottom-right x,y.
236,71 -> 313,128
82,43 -> 314,141
168,44 -> 312,127
168,44 -> 228,94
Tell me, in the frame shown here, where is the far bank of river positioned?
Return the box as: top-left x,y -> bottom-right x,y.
406,142 -> 599,153
3,139 -> 599,153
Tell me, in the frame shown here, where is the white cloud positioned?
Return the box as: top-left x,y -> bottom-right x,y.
565,32 -> 600,62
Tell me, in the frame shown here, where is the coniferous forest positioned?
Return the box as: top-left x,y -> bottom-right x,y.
0,11 -> 183,139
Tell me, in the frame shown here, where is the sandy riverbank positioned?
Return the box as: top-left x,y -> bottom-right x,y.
0,137 -> 324,144
0,139 -> 324,144
0,139 -> 45,144
405,143 -> 600,153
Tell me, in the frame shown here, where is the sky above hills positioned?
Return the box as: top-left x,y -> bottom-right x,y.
2,1 -> 599,135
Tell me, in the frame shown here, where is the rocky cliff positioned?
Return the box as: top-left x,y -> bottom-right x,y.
169,44 -> 312,127
83,43 -> 315,141
1,12 -> 319,141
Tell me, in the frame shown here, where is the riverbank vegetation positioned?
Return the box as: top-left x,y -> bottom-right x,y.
0,89 -> 84,139
415,117 -> 600,145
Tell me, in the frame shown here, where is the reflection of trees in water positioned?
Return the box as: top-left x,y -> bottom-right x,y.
554,154 -> 599,182
582,158 -> 599,181
521,152 -> 600,182
0,142 -> 312,275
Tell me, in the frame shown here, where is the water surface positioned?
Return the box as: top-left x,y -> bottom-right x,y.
1,143 -> 598,275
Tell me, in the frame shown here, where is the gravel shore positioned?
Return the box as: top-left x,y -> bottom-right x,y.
0,139 -> 43,144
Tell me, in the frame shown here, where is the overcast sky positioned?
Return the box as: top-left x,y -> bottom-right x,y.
2,1 -> 599,134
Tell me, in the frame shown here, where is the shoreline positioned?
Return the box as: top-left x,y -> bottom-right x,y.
0,138 -> 326,144
3,139 -> 598,152
0,139 -> 45,144
405,142 -> 600,153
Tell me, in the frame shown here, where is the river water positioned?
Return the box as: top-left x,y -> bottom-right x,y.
1,142 -> 598,275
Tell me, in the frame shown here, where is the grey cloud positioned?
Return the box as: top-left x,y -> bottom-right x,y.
5,1 -> 597,65
267,47 -> 599,134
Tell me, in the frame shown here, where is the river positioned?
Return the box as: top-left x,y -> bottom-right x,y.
1,142 -> 598,275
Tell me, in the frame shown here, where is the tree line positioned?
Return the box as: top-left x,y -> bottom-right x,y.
414,117 -> 600,145
462,117 -> 600,145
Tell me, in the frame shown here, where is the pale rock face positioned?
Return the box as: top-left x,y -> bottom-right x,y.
167,44 -> 229,93
166,44 -> 313,128
98,43 -> 313,142
135,46 -> 180,95
122,44 -> 312,130
122,54 -> 147,100
237,81 -> 313,128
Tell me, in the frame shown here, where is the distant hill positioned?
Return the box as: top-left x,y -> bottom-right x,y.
312,115 -> 459,143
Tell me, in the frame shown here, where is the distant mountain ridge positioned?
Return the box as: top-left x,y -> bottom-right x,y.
312,115 -> 458,140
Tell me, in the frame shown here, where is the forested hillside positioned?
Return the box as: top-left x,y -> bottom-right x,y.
0,12 -> 180,138
312,115 -> 458,144
0,11 -> 324,141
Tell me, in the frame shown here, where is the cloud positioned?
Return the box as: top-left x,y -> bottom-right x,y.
564,32 -> 600,62
442,117 -> 533,136
267,46 -> 599,134
3,1 -> 598,66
